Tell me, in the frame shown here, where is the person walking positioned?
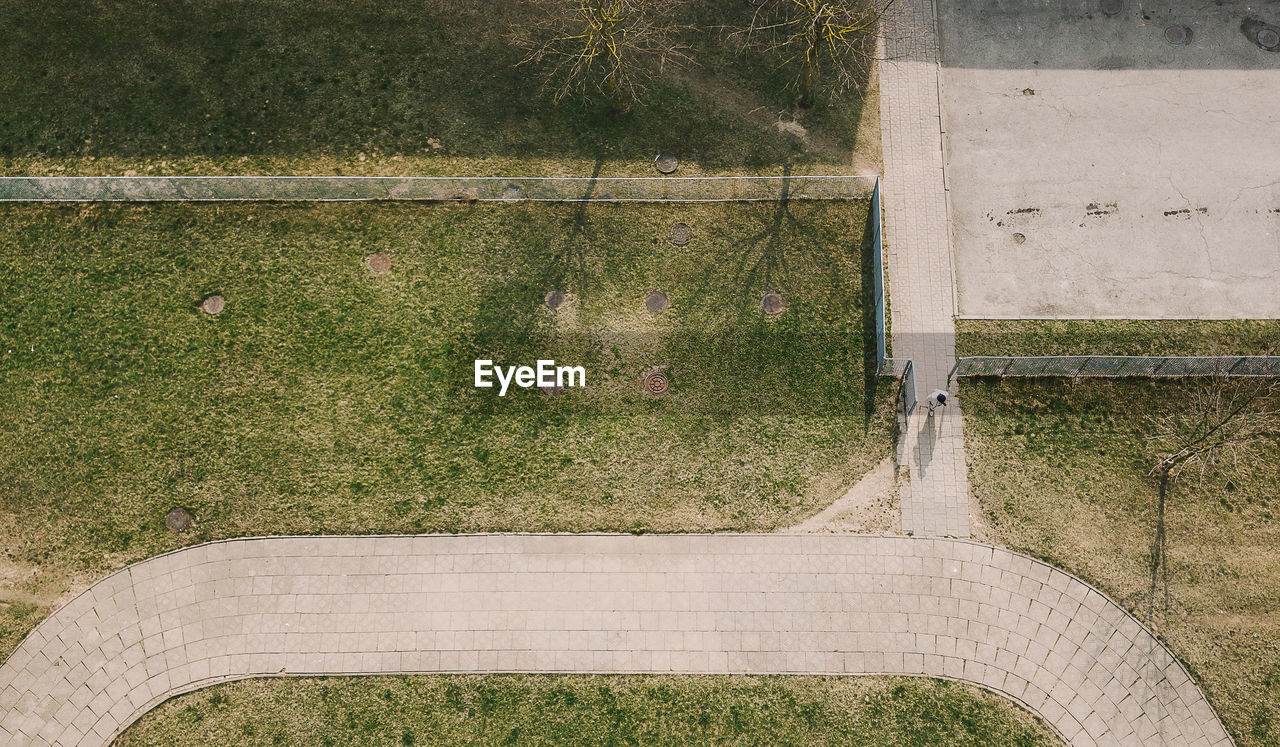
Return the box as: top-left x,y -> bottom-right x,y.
925,389 -> 948,416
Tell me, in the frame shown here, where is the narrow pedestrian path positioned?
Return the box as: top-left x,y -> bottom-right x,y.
879,0 -> 972,537
0,535 -> 1230,746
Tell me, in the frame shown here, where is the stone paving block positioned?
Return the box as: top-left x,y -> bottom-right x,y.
1,535 -> 1230,746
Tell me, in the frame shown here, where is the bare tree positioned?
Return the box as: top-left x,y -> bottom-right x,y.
1144,377 -> 1280,620
733,0 -> 891,108
513,0 -> 692,113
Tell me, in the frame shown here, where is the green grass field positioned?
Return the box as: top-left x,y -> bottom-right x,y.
0,0 -> 878,177
0,200 -> 892,659
957,319 -> 1280,357
117,674 -> 1059,746
963,379 -> 1280,745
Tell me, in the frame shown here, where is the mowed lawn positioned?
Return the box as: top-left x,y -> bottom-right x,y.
118,674 -> 1059,746
0,0 -> 878,176
963,378 -> 1280,745
0,200 -> 892,658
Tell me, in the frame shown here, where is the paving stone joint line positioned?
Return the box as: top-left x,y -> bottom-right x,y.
0,534 -> 1233,746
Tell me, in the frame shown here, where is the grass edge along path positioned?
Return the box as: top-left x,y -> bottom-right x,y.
116,673 -> 1061,746
956,319 -> 1280,358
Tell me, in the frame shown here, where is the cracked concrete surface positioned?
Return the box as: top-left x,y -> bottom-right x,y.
939,0 -> 1280,319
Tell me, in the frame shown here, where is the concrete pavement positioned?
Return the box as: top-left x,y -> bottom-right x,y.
880,0 -> 974,538
0,534 -> 1230,746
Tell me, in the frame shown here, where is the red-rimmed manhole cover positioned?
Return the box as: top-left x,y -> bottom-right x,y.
365,253 -> 391,276
200,294 -> 225,315
669,222 -> 692,246
645,291 -> 669,313
654,153 -> 679,174
643,371 -> 670,396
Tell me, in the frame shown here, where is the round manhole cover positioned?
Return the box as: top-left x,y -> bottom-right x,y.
645,291 -> 669,313
365,252 -> 392,276
654,153 -> 679,174
1165,25 -> 1191,45
1258,28 -> 1280,50
762,292 -> 786,315
1099,0 -> 1123,16
165,507 -> 192,532
545,290 -> 565,309
200,294 -> 225,315
1012,232 -> 1026,244
643,371 -> 670,396
669,222 -> 692,246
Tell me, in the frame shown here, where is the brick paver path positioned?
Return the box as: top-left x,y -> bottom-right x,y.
0,535 -> 1229,746
880,0 -> 971,537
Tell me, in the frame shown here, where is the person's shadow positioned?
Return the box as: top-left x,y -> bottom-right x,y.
912,409 -> 940,477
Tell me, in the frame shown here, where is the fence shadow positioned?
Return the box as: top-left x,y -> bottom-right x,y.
860,197 -> 881,427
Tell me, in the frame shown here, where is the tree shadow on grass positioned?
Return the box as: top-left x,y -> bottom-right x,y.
0,0 -> 868,171
549,158 -> 606,296
731,168 -> 795,297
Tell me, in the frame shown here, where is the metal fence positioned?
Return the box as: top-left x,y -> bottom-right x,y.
898,359 -> 918,415
866,178 -> 917,414
0,175 -> 879,203
870,177 -> 887,373
951,355 -> 1280,380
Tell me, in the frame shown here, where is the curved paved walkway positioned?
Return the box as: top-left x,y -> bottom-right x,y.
0,535 -> 1228,746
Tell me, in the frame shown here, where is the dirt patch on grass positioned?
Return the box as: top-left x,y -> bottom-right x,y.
365,252 -> 392,276
787,457 -> 899,533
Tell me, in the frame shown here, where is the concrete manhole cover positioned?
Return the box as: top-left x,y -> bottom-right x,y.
1099,0 -> 1123,16
762,291 -> 786,315
654,153 -> 679,174
545,290 -> 565,309
1165,25 -> 1191,45
1257,28 -> 1280,50
669,222 -> 692,246
645,291 -> 669,313
165,507 -> 193,532
200,294 -> 225,315
643,370 -> 670,396
1013,232 -> 1026,244
365,252 -> 392,276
